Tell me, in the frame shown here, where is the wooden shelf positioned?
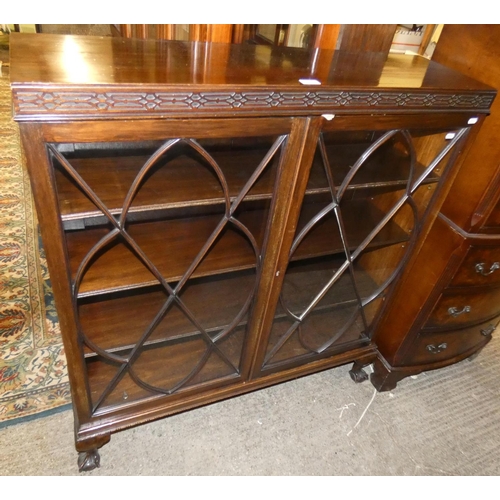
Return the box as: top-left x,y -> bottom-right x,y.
264,257 -> 376,367
318,140 -> 438,191
54,139 -> 435,224
83,257 -> 378,409
67,207 -> 266,298
280,257 -> 382,315
55,142 -> 281,221
80,270 -> 256,357
291,198 -> 410,261
66,199 -> 409,298
86,328 -> 245,411
80,255 -> 384,359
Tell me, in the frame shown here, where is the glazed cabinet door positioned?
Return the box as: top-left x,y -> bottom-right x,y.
21,117 -> 308,423
251,114 -> 474,376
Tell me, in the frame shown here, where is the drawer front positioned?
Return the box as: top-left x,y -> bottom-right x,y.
407,318 -> 498,365
424,287 -> 500,329
450,244 -> 500,288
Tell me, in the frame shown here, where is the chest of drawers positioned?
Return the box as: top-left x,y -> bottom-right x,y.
371,25 -> 500,391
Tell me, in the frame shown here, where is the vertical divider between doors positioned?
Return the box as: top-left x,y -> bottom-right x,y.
241,116 -> 323,380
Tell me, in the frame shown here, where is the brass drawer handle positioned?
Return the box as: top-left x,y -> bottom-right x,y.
480,325 -> 496,336
448,305 -> 471,317
475,262 -> 500,276
426,343 -> 448,354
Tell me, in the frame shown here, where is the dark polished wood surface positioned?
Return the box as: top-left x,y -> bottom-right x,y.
11,31 -> 497,468
9,33 -> 496,121
9,33 -> 494,91
434,25 -> 500,232
371,25 -> 500,390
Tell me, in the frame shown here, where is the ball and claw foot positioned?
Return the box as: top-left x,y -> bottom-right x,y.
349,366 -> 369,383
78,449 -> 101,472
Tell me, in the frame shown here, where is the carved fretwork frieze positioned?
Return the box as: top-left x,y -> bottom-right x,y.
12,87 -> 495,119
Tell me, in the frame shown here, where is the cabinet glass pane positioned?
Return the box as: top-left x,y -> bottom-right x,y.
49,133 -> 286,413
260,126 -> 467,372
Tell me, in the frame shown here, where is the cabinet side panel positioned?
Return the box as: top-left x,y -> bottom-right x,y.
372,216 -> 465,362
370,123 -> 486,364
18,123 -> 93,429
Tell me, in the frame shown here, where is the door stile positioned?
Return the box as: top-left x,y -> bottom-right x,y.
241,116 -> 323,380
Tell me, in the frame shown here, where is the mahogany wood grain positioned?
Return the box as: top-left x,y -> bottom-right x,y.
336,25 -> 397,53
80,255 -> 383,359
66,209 -> 264,297
9,34 -> 495,122
404,317 -> 500,365
448,240 -> 500,288
371,336 -> 492,392
41,118 -> 293,144
18,124 -> 93,427
11,33 -> 496,464
83,261 -> 378,410
262,310 -> 369,373
78,344 -> 377,438
433,25 -> 500,232
319,113 -> 482,134
65,198 -> 408,297
483,196 -> 500,231
157,25 -> 175,41
372,211 -> 465,361
86,333 -> 244,411
243,117 -> 322,378
119,25 -> 132,38
423,287 -> 500,329
189,24 -> 234,43
53,137 -> 428,221
313,24 -> 341,50
53,142 -> 283,220
371,26 -> 500,387
119,24 -> 232,43
79,271 -> 256,355
231,25 -> 245,44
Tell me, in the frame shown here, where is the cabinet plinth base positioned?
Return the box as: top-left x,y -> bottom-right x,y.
370,357 -> 414,392
372,335 -> 493,391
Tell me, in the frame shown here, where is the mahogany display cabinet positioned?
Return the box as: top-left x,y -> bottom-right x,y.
9,33 -> 496,471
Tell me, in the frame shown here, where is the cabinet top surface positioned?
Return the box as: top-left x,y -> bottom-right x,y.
9,33 -> 496,121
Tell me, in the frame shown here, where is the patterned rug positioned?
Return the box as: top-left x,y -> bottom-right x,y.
0,73 -> 71,424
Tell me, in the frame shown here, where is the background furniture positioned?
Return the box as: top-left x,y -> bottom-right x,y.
10,32 -> 495,470
117,24 -> 397,51
371,25 -> 500,390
